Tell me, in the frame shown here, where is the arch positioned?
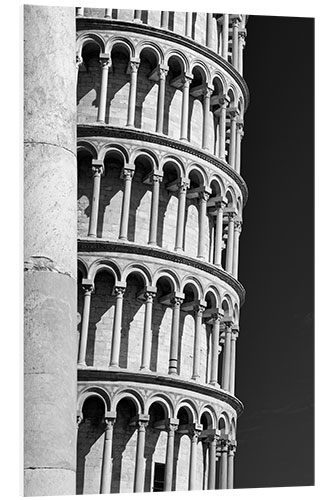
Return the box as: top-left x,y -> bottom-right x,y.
217,411 -> 230,434
199,405 -> 217,429
209,176 -> 224,197
221,294 -> 233,317
211,71 -> 228,94
105,35 -> 135,58
131,149 -> 158,170
189,60 -> 210,85
181,275 -> 204,300
111,388 -> 144,415
77,32 -> 105,56
135,40 -> 163,65
88,258 -> 121,282
153,268 -> 181,292
99,143 -> 129,164
187,164 -> 208,187
164,49 -> 189,74
77,140 -> 98,159
122,262 -> 152,287
204,286 -> 221,309
78,257 -> 88,279
175,399 -> 198,423
225,186 -> 236,207
77,386 -> 111,416
226,85 -> 237,107
161,156 -> 185,179
145,394 -> 173,418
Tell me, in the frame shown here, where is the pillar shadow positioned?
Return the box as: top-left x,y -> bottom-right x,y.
76,420 -> 105,494
171,432 -> 182,490
96,163 -> 122,239
143,427 -> 161,492
177,310 -> 187,377
156,186 -> 174,248
134,64 -> 156,130
111,418 -> 137,493
201,441 -> 209,490
150,303 -> 167,372
128,168 -> 152,244
104,52 -> 130,125
163,85 -> 177,136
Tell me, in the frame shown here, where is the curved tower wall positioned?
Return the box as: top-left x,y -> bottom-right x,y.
76,8 -> 248,494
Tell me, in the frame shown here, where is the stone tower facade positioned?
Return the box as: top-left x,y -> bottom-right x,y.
76,7 -> 249,494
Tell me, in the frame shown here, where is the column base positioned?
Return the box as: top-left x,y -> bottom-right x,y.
77,362 -> 87,369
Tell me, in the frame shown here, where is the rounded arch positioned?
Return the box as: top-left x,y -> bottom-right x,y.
226,85 -> 238,107
77,32 -> 105,56
164,49 -> 189,74
209,176 -> 225,197
181,275 -> 204,301
106,35 -> 135,58
161,155 -> 185,179
225,186 -> 236,207
221,294 -> 233,317
187,164 -> 208,187
77,386 -> 111,416
77,140 -> 98,159
77,257 -> 88,279
211,71 -> 228,94
111,388 -> 144,415
199,405 -> 217,429
204,286 -> 221,309
88,258 -> 121,282
153,268 -> 181,292
99,143 -> 129,164
175,399 -> 198,424
121,262 -> 152,287
189,60 -> 210,85
145,394 -> 174,418
135,40 -> 163,65
131,148 -> 158,170
218,411 -> 230,434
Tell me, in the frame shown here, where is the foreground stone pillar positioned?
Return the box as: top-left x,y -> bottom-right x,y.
218,95 -> 229,160
232,220 -> 242,279
225,213 -> 235,273
222,323 -> 232,390
185,12 -> 192,37
202,86 -> 213,150
210,312 -> 223,386
148,173 -> 163,245
134,416 -> 149,492
164,419 -> 179,491
208,431 -> 219,489
180,75 -> 192,140
229,329 -> 239,394
24,5 -> 77,496
156,67 -> 168,133
100,417 -> 116,494
188,426 -> 201,490
198,189 -> 210,259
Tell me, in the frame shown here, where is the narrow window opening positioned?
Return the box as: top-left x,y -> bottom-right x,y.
153,462 -> 165,492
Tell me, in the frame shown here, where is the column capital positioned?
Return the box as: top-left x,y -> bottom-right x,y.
76,53 -> 83,69
82,278 -> 94,294
231,14 -> 242,25
221,317 -> 234,329
77,415 -> 83,428
128,58 -> 140,74
159,65 -> 169,80
171,292 -> 184,307
113,282 -> 126,297
99,52 -> 111,68
198,186 -> 212,201
152,171 -> 164,183
121,163 -> 135,180
104,416 -> 116,429
227,107 -> 240,119
219,94 -> 231,106
187,422 -> 203,437
166,417 -> 179,433
215,195 -> 229,210
231,329 -> 239,341
203,84 -> 214,98
193,299 -> 207,315
182,72 -> 193,86
91,159 -> 104,176
144,286 -> 157,301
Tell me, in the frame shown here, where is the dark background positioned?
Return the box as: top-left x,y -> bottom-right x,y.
235,15 -> 314,488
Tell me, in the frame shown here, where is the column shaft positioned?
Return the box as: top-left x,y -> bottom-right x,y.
214,204 -> 224,266
105,9 -> 111,18
192,305 -> 204,380
110,288 -> 125,367
168,297 -> 182,374
97,56 -> 110,123
206,13 -> 214,49
202,87 -> 212,149
221,444 -> 228,489
119,168 -> 134,240
229,113 -> 237,168
140,292 -> 154,370
185,12 -> 192,37
164,424 -> 177,491
100,419 -> 115,493
222,326 -> 232,390
127,62 -> 139,127
229,332 -> 238,394
134,10 -> 142,21
235,123 -> 243,174
208,438 -> 217,489
225,215 -> 235,274
218,99 -> 228,159
210,316 -> 221,385
180,77 -> 191,140
227,449 -> 235,489
222,14 -> 229,60
134,422 -> 147,492
175,181 -> 188,251
232,222 -> 242,279
232,19 -> 239,68
189,432 -> 198,490
198,191 -> 208,259
156,69 -> 167,133
88,163 -> 104,238
238,34 -> 245,75
77,286 -> 93,365
161,11 -> 168,28
148,175 -> 161,245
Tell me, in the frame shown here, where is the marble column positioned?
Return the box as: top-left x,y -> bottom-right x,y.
238,31 -> 246,76
100,417 -> 116,494
180,75 -> 192,141
222,14 -> 229,60
228,110 -> 238,169
185,12 -> 192,37
218,95 -> 230,160
24,5 -> 77,495
235,121 -> 244,174
222,323 -> 232,391
202,86 -> 213,150
164,419 -> 179,491
208,432 -> 219,489
134,416 -> 149,492
134,10 -> 142,22
206,13 -> 214,49
77,279 -> 94,366
156,67 -> 168,133
232,17 -> 240,69
88,160 -> 104,238
168,294 -> 184,375
148,173 -> 163,245
232,220 -> 242,279
225,212 -> 235,274
126,60 -> 140,127
119,164 -> 135,241
214,198 -> 227,266
220,440 -> 229,489
198,189 -> 210,259
140,288 -> 156,371
161,11 -> 169,29
175,178 -> 190,251
192,302 -> 206,380
97,54 -> 111,123
227,444 -> 236,489
210,312 -> 223,386
109,285 -> 126,368
229,329 -> 239,395
188,427 -> 200,490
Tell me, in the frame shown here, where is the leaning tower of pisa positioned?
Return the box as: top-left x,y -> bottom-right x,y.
76,7 -> 248,494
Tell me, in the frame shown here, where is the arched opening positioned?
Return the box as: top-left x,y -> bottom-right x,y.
107,43 -> 131,126
87,269 -> 115,367
135,48 -> 159,131
77,42 -> 101,123
128,153 -> 155,244
77,148 -> 93,237
164,56 -> 185,138
111,397 -> 138,493
225,89 -> 237,165
211,77 -> 225,156
189,66 -> 206,146
121,271 -> 146,370
145,402 -> 169,492
179,283 -> 199,379
204,290 -> 218,384
184,169 -> 205,258
76,395 -> 106,494
207,179 -> 222,264
174,406 -> 194,490
199,411 -> 214,490
159,160 -> 180,249
152,276 -> 175,373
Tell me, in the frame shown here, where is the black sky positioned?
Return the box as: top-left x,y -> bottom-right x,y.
235,15 -> 314,488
